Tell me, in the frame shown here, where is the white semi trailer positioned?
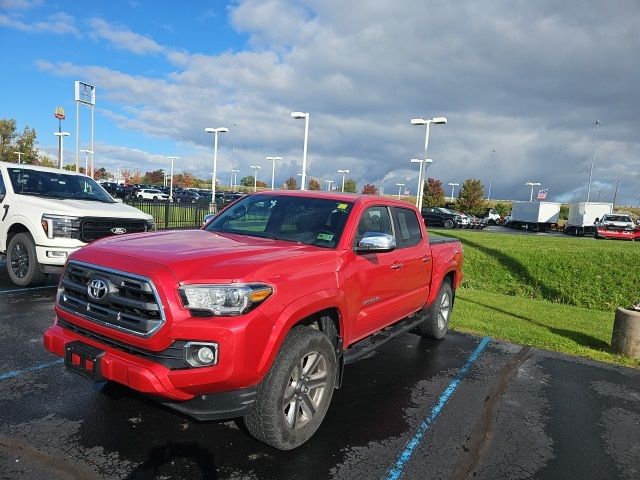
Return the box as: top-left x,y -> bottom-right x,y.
565,202 -> 613,235
509,201 -> 561,231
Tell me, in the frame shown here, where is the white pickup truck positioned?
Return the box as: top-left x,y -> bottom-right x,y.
0,162 -> 154,286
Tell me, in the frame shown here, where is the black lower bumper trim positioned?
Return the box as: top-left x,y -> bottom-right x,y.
159,386 -> 259,421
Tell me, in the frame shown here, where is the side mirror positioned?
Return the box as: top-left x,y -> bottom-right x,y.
594,218 -> 600,223
114,198 -> 123,203
356,232 -> 396,252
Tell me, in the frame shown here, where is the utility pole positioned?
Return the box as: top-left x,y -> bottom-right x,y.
613,176 -> 620,207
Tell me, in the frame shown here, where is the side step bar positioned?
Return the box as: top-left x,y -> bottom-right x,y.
343,314 -> 424,365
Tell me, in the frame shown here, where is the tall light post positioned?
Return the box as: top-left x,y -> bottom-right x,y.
204,127 -> 228,202
166,156 -> 179,201
250,165 -> 261,192
291,111 -> 310,190
410,158 -> 433,209
410,116 -> 447,211
448,182 -> 459,201
326,180 -> 334,191
13,151 -> 25,164
80,149 -> 94,174
525,182 -> 541,202
54,132 -> 70,169
396,183 -> 405,199
586,120 -> 601,202
266,156 -> 282,190
337,169 -> 349,192
231,169 -> 240,189
487,149 -> 495,201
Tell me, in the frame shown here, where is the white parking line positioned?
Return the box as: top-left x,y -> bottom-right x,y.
0,285 -> 57,294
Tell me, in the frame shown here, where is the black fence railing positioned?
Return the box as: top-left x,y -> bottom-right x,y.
123,200 -> 233,230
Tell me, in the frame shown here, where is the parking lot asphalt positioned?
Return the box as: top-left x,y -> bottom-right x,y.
0,265 -> 638,480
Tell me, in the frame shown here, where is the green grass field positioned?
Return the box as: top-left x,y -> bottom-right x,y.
431,228 -> 639,311
428,228 -> 639,367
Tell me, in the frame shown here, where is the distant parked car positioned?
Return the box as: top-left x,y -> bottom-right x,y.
99,182 -> 120,196
483,208 -> 501,225
421,207 -> 464,229
137,188 -> 169,201
173,190 -> 202,203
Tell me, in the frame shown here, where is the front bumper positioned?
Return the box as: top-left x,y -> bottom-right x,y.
36,245 -> 81,268
596,228 -> 639,240
43,319 -> 261,420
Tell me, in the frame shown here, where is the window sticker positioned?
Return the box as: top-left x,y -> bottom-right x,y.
317,233 -> 334,241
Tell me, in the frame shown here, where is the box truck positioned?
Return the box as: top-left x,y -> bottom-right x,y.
509,201 -> 561,231
565,202 -> 613,235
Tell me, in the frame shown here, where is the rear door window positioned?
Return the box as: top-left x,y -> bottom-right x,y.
392,207 -> 423,248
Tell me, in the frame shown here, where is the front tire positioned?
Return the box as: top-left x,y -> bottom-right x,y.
244,326 -> 336,450
416,281 -> 453,339
7,232 -> 46,287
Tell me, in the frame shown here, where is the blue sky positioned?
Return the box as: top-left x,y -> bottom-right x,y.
1,0 -> 639,203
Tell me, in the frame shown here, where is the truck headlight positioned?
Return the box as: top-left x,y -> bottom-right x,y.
179,284 -> 272,316
41,215 -> 81,239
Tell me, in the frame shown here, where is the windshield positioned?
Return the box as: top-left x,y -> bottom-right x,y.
7,168 -> 115,203
205,194 -> 354,248
603,215 -> 632,222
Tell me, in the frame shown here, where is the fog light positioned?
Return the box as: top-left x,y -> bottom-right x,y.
197,347 -> 215,364
184,342 -> 218,368
46,251 -> 67,258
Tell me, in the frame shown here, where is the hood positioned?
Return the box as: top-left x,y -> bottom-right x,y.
18,195 -> 152,219
74,229 -> 340,284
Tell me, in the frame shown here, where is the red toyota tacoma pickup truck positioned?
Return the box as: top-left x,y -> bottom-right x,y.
44,191 -> 463,449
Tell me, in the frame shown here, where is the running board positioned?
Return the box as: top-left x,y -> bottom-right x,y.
343,314 -> 424,365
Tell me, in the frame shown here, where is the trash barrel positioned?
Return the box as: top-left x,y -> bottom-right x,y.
611,307 -> 640,360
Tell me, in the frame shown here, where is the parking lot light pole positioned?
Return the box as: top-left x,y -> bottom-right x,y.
54,132 -> 70,169
448,182 -> 459,201
13,151 -> 25,164
80,149 -> 94,175
326,180 -> 334,191
230,169 -> 240,189
290,111 -> 309,190
204,127 -> 229,202
166,156 -> 179,201
250,165 -> 261,192
586,120 -> 601,202
337,169 -> 349,192
410,158 -> 433,209
525,182 -> 541,202
410,116 -> 447,211
396,183 -> 405,199
266,156 -> 282,190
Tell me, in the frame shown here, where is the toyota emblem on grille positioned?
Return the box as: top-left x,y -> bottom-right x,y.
87,279 -> 108,300
111,227 -> 127,234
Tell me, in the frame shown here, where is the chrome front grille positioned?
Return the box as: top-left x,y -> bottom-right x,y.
58,261 -> 165,337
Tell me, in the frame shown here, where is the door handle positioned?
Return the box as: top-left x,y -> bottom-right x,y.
422,255 -> 431,263
390,262 -> 403,270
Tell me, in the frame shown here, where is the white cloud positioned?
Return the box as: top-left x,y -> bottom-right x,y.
0,11 -> 80,36
0,0 -> 42,10
34,1 -> 640,201
87,17 -> 164,55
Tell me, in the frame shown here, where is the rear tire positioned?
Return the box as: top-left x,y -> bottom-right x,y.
244,326 -> 336,450
444,219 -> 455,229
416,281 -> 453,339
7,232 -> 47,287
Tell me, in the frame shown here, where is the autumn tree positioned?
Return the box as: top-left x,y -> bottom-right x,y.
494,201 -> 511,217
256,180 -> 268,188
284,176 -> 298,190
240,176 -> 254,187
144,169 -> 165,185
129,169 -> 143,184
308,179 -> 321,190
343,178 -> 357,193
94,167 -> 109,180
422,177 -> 445,207
175,171 -> 197,188
361,184 -> 377,195
0,119 -> 39,164
456,178 -> 486,216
